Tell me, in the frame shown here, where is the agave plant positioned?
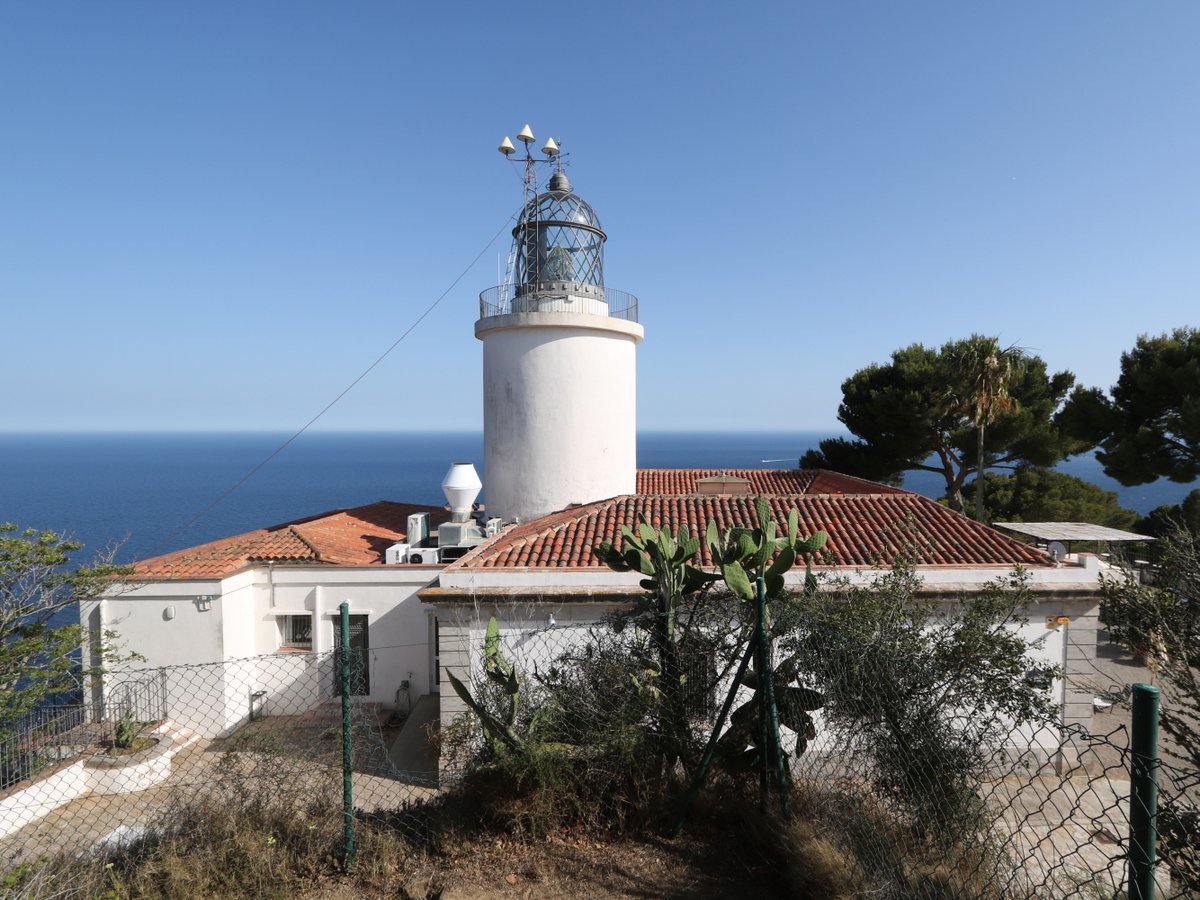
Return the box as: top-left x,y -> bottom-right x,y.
714,651 -> 825,773
445,616 -> 527,753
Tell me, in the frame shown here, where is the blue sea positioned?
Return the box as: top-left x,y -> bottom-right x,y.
0,431 -> 1196,568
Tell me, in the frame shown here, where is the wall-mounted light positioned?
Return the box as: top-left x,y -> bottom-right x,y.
164,606 -> 176,620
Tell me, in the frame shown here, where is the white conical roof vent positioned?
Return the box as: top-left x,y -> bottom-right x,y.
442,463 -> 482,522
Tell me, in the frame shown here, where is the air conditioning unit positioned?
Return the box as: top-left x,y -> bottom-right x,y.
407,512 -> 430,547
484,517 -> 503,538
438,545 -> 471,563
406,547 -> 440,565
384,542 -> 410,565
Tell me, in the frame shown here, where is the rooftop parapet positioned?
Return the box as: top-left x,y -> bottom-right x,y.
478,283 -> 639,322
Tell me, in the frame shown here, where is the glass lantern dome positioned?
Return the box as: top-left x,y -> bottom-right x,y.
512,171 -> 606,301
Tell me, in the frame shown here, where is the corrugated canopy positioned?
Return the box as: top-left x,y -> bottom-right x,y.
993,522 -> 1154,542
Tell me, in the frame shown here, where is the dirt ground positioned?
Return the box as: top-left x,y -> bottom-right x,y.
299,830 -> 790,900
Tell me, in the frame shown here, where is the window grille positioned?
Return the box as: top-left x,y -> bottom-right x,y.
278,614 -> 313,650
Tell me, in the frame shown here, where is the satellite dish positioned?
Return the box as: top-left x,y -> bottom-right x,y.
517,124 -> 535,144
498,136 -> 516,156
1048,541 -> 1067,562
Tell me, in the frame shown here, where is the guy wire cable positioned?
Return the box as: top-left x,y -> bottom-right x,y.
144,213 -> 516,561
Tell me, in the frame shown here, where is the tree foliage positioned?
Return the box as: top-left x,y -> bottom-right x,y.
946,337 -> 1024,521
1099,527 -> 1200,886
1061,326 -> 1200,486
962,467 -> 1138,530
1137,488 -> 1200,539
784,564 -> 1058,839
801,335 -> 1081,512
0,524 -> 127,728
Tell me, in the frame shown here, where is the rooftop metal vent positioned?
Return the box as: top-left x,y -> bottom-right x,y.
695,475 -> 752,496
442,463 -> 482,523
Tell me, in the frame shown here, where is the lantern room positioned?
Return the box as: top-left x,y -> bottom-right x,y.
513,170 -> 606,303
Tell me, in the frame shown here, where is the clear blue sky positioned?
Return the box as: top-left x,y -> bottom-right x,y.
2,2 -> 1197,432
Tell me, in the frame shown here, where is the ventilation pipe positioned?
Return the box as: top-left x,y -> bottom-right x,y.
442,463 -> 482,523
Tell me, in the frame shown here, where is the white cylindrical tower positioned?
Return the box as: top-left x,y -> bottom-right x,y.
477,150 -> 643,523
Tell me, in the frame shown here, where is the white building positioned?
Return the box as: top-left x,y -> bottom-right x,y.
87,130 -> 1104,755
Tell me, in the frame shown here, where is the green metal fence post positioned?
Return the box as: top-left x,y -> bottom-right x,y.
1128,683 -> 1160,900
757,578 -> 791,820
755,577 -> 770,811
672,629 -> 759,836
339,601 -> 355,868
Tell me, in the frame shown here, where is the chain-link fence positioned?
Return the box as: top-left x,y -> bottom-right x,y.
441,605 -> 1200,900
3,602 -> 1200,898
0,636 -> 437,870
1,671 -> 168,791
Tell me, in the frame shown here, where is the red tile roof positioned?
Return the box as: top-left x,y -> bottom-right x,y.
636,468 -> 905,496
135,469 -> 1038,580
456,493 -> 1049,570
133,501 -> 449,579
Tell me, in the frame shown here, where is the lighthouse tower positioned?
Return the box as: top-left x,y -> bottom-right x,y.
477,126 -> 644,523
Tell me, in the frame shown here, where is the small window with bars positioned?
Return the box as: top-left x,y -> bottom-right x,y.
278,615 -> 313,651
680,642 -> 718,721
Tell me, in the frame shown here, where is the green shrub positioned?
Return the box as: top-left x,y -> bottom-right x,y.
113,714 -> 140,751
783,564 -> 1058,844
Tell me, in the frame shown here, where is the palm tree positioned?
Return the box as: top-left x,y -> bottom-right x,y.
949,337 -> 1025,522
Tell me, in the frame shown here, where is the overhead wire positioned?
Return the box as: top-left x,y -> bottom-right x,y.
144,212 -> 517,560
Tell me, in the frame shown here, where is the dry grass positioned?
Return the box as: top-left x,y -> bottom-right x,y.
1,746 -> 1023,900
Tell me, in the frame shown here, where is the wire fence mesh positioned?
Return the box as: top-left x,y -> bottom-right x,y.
0,648 -> 437,869
442,611 -> 1200,899
2,608 -> 1199,898
1,671 -> 167,791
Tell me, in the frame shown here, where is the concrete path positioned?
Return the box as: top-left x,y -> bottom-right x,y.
385,694 -> 440,786
0,736 -> 221,863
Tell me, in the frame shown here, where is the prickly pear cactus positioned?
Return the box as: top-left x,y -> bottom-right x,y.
704,498 -> 828,601
595,517 -> 716,603
714,653 -> 825,773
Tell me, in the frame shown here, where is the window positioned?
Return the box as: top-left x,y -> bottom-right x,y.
278,615 -> 312,650
333,615 -> 370,695
680,641 -> 717,721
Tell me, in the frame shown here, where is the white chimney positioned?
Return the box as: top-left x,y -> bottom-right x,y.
442,463 -> 482,523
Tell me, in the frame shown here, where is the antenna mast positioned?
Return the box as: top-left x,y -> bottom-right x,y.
497,124 -> 566,296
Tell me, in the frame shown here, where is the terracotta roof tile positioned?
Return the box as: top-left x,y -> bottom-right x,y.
458,492 -> 1049,570
635,468 -> 905,496
134,501 -> 450,580
136,468 -> 1032,581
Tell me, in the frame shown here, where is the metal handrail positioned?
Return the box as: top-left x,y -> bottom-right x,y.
0,672 -> 169,788
479,284 -> 639,323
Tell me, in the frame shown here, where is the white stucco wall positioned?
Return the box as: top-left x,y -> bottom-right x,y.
477,312 -> 643,523
94,581 -> 227,668
0,758 -> 88,837
91,565 -> 442,737
431,563 -> 1104,769
263,569 -> 439,705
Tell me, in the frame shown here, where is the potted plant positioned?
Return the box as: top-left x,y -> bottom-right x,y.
105,712 -> 157,757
